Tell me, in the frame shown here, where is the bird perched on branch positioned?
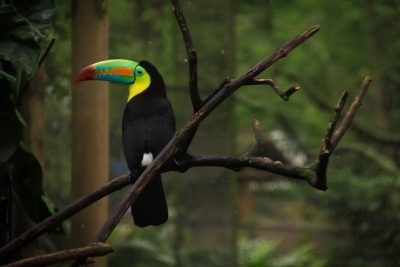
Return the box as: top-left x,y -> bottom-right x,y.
76,59 -> 175,227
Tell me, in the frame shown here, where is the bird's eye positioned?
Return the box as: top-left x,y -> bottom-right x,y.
135,67 -> 144,77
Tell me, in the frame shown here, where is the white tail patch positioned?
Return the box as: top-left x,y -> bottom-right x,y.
141,152 -> 154,167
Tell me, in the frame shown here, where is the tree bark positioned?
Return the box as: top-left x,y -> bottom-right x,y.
13,64 -> 46,261
71,1 -> 109,267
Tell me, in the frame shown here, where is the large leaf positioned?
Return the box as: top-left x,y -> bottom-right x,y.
9,147 -> 52,223
0,93 -> 22,163
0,5 -> 43,76
13,0 -> 55,39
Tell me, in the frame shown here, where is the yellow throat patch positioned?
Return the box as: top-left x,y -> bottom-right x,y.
128,71 -> 151,102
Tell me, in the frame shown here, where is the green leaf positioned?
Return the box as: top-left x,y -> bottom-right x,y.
10,147 -> 50,222
0,70 -> 16,85
9,147 -> 64,234
0,5 -> 43,76
0,94 -> 22,163
14,0 -> 55,38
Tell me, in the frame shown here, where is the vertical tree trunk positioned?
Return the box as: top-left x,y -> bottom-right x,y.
14,64 -> 46,259
71,1 -> 109,267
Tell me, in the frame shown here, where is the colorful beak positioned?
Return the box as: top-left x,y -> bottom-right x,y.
75,59 -> 139,84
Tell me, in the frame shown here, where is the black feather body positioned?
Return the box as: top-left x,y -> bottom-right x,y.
122,61 -> 175,227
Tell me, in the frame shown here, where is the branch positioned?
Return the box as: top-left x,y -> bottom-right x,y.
171,0 -> 201,155
314,77 -> 372,189
0,175 -> 129,260
4,243 -> 112,267
331,77 -> 372,149
177,25 -> 318,157
226,78 -> 300,101
302,77 -> 399,146
7,19 -> 323,265
92,24 -> 320,247
1,2 -> 371,264
171,155 -> 311,182
171,0 -> 201,111
38,37 -> 56,67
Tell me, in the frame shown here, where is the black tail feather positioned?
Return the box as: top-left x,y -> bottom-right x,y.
130,173 -> 168,227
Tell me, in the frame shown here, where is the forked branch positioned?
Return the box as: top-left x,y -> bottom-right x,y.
1,1 -> 372,266
226,78 -> 300,101
314,77 -> 372,189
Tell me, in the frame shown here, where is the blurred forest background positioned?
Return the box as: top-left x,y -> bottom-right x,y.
1,0 -> 399,266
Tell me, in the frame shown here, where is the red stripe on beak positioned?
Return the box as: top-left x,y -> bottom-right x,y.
75,65 -> 96,84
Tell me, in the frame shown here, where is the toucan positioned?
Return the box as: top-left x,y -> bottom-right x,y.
76,59 -> 176,227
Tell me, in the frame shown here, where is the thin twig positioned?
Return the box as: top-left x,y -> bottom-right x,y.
313,77 -> 372,190
302,77 -> 398,146
0,175 -> 129,260
321,91 -> 348,154
177,25 -> 320,155
314,91 -> 348,190
4,243 -> 112,267
38,38 -> 56,67
226,78 -> 301,100
171,0 -> 201,155
331,76 -> 372,149
171,0 -> 201,111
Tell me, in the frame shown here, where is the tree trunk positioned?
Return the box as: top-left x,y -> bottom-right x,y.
13,64 -> 46,260
71,1 -> 109,267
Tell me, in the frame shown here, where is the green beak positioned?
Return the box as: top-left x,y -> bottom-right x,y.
76,59 -> 139,84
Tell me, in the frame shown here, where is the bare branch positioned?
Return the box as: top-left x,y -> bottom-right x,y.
226,78 -> 300,100
4,243 -> 112,267
38,38 -> 56,67
313,77 -> 372,190
0,0 -> 372,263
314,91 -> 348,190
93,24 -> 321,247
302,77 -> 398,146
321,91 -> 349,154
175,24 -> 318,155
171,0 -> 201,155
171,155 -> 311,182
331,76 -> 372,149
171,0 -> 201,111
0,175 -> 129,260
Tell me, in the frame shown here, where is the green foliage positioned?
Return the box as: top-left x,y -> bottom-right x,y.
312,168 -> 400,267
109,225 -> 175,267
240,238 -> 326,267
0,0 -> 58,246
